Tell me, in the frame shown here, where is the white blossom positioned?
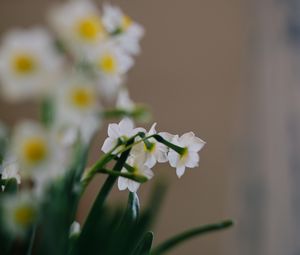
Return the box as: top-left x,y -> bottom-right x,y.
102,3 -> 144,55
0,27 -> 63,101
131,123 -> 168,168
101,118 -> 145,153
2,192 -> 37,237
87,42 -> 134,98
54,74 -> 102,145
117,155 -> 153,192
49,0 -> 107,57
116,88 -> 135,111
168,132 -> 205,178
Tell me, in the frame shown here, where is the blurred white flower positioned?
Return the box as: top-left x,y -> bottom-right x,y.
2,192 -> 37,237
131,123 -> 168,168
102,3 -> 144,55
0,27 -> 63,101
49,0 -> 107,56
54,74 -> 102,144
116,88 -> 135,111
7,120 -> 73,197
88,42 -> 134,98
11,121 -> 55,178
1,157 -> 21,184
101,118 -> 145,153
168,132 -> 205,178
118,155 -> 153,192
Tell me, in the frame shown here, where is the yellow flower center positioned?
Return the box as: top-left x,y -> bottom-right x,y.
77,16 -> 104,41
14,205 -> 35,228
12,54 -> 36,75
99,54 -> 116,74
121,15 -> 133,30
71,87 -> 95,109
22,137 -> 47,164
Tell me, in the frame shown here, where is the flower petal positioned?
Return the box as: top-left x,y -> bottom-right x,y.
101,137 -> 117,153
176,166 -> 186,178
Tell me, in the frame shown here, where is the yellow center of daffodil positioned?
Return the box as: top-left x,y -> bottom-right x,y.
22,137 -> 47,164
71,87 -> 95,109
12,54 -> 36,75
14,205 -> 35,228
77,16 -> 104,41
99,54 -> 116,74
121,15 -> 133,30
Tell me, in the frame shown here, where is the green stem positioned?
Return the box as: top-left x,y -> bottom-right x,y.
97,168 -> 148,183
150,220 -> 234,255
152,134 -> 186,155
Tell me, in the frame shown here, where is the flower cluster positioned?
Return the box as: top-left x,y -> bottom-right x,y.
101,118 -> 205,192
0,0 -> 146,239
0,2 -> 220,254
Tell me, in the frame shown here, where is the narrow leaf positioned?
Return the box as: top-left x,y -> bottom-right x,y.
132,231 -> 154,255
150,220 -> 234,255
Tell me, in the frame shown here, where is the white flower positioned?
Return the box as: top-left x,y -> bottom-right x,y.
87,42 -> 134,98
11,121 -> 53,177
116,88 -> 135,111
1,157 -> 21,184
54,74 -> 102,144
118,155 -> 153,192
131,123 -> 168,168
101,118 -> 145,154
102,3 -> 144,55
168,132 -> 205,178
2,192 -> 37,237
0,27 -> 63,101
49,0 -> 107,57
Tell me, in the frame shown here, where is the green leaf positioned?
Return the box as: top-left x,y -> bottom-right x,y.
40,98 -> 54,128
3,178 -> 18,194
126,192 -> 140,222
74,139 -> 134,255
102,105 -> 151,122
132,231 -> 154,255
150,220 -> 234,255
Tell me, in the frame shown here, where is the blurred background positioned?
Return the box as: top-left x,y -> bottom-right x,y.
2,0 -> 299,254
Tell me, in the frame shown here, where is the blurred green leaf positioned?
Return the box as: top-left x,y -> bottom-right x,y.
40,98 -> 54,128
3,178 -> 18,194
132,231 -> 154,255
150,220 -> 234,255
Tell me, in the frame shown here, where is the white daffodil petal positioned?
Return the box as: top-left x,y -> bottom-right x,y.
101,137 -> 117,153
108,123 -> 120,138
176,166 -> 186,178
128,180 -> 140,192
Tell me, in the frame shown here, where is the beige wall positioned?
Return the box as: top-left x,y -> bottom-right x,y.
0,0 -> 246,254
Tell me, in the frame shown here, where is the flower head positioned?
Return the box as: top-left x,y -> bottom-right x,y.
132,123 -> 168,168
118,155 -> 153,192
88,42 -> 133,98
2,192 -> 37,237
168,132 -> 205,178
0,28 -> 63,101
101,118 -> 145,153
49,0 -> 106,56
102,3 -> 144,55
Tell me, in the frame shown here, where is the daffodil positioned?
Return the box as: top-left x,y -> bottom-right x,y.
167,132 -> 205,178
87,42 -> 134,98
2,193 -> 37,237
101,118 -> 145,153
54,74 -> 102,144
0,28 -> 63,101
131,123 -> 169,168
117,155 -> 153,192
102,3 -> 144,55
49,0 -> 107,56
